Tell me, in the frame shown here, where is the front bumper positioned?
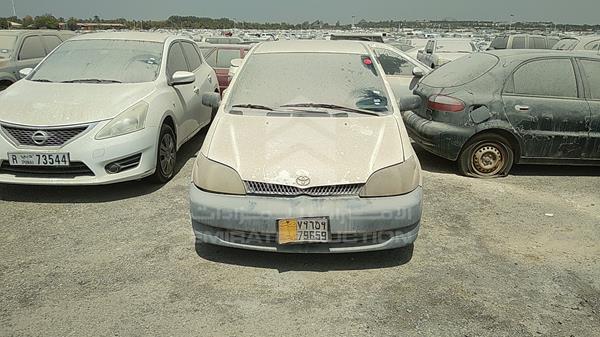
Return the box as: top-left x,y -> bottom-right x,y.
402,110 -> 474,161
190,184 -> 423,253
0,122 -> 158,185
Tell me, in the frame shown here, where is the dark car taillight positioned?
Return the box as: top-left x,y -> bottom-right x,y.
427,95 -> 465,112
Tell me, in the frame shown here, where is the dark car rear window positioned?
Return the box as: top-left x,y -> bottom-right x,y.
489,36 -> 508,50
421,53 -> 499,88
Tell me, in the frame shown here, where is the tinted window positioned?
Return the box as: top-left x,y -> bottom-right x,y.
425,41 -> 434,52
513,59 -> 577,98
531,37 -> 546,49
167,43 -> 188,77
200,47 -> 217,67
42,35 -> 63,53
489,36 -> 508,50
579,60 -> 600,100
216,49 -> 241,68
19,36 -> 46,60
374,48 -> 413,75
181,42 -> 202,70
547,37 -> 559,48
584,40 -> 600,51
421,53 -> 499,88
512,37 -> 526,49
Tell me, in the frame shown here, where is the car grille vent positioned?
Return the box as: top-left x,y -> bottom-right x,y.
244,181 -> 363,197
1,125 -> 89,147
0,161 -> 95,178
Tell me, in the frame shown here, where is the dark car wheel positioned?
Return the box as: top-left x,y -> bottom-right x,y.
149,123 -> 177,184
458,133 -> 514,178
0,81 -> 12,91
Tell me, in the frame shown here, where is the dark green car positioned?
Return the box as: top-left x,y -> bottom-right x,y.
402,50 -> 600,177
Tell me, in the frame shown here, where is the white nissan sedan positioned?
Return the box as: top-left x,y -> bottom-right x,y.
190,40 -> 423,253
0,32 -> 220,185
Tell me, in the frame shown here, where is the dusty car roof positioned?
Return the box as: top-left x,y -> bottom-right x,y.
72,32 -> 178,43
486,49 -> 600,59
252,40 -> 370,54
0,29 -> 70,36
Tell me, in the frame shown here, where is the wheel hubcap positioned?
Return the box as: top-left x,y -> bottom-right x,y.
159,133 -> 176,176
472,144 -> 504,176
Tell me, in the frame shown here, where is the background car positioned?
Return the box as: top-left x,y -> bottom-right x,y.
417,38 -> 476,68
553,35 -> 600,51
402,50 -> 600,178
0,32 -> 219,185
487,34 -> 559,50
190,40 -> 423,253
0,30 -> 75,91
369,42 -> 430,98
197,43 -> 252,93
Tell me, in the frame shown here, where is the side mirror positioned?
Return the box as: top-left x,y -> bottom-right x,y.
398,95 -> 422,112
19,68 -> 33,78
202,92 -> 221,108
412,67 -> 425,78
170,71 -> 195,86
230,58 -> 243,68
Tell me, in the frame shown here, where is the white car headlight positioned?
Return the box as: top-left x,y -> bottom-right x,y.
95,101 -> 149,140
192,153 -> 246,195
360,155 -> 422,197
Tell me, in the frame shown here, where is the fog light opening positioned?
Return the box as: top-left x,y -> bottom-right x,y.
106,163 -> 121,174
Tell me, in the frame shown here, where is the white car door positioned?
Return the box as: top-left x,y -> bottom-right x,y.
180,41 -> 213,133
166,41 -> 197,143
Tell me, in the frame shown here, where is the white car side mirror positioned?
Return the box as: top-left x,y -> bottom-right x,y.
412,67 -> 425,78
19,68 -> 33,78
170,71 -> 196,86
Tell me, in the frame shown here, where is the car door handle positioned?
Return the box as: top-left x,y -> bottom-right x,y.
515,105 -> 530,112
193,87 -> 200,94
207,74 -> 212,83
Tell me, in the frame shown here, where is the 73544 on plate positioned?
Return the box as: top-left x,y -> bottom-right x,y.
7,153 -> 70,166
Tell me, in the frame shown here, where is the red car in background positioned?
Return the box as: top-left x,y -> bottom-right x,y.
198,44 -> 252,93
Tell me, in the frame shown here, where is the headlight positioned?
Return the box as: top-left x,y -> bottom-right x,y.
95,101 -> 149,140
192,153 -> 246,195
360,155 -> 422,197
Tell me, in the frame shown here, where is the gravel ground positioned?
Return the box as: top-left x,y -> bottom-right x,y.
1,130 -> 599,337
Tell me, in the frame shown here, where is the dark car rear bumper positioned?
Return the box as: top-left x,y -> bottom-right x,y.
402,110 -> 475,161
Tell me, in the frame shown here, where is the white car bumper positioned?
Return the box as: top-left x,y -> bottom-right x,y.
0,122 -> 159,185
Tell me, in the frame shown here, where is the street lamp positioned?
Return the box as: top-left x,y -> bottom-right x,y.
11,0 -> 17,17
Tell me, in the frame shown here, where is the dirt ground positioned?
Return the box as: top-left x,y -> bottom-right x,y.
1,130 -> 599,337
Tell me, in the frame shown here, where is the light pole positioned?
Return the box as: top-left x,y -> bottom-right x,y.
352,15 -> 356,29
11,0 -> 17,17
509,14 -> 514,31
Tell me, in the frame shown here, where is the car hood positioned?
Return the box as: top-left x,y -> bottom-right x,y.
206,114 -> 405,186
0,80 -> 156,126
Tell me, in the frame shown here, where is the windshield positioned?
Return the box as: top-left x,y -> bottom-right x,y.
436,40 -> 474,52
0,35 -> 17,59
488,36 -> 508,50
227,52 -> 390,113
29,39 -> 163,83
552,38 -> 578,50
421,52 -> 498,87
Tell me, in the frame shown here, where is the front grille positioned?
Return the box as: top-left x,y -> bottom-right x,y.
244,181 -> 363,197
0,161 -> 95,178
1,125 -> 88,147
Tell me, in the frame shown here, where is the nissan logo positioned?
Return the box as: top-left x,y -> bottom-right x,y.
31,130 -> 49,145
296,175 -> 311,187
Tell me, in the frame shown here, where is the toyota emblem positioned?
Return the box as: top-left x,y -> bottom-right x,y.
31,130 -> 49,145
296,175 -> 311,187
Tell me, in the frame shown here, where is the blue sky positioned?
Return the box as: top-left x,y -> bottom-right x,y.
2,0 -> 599,24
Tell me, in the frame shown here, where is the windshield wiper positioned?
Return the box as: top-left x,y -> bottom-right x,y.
30,79 -> 53,83
62,79 -> 122,84
280,103 -> 381,116
231,104 -> 274,111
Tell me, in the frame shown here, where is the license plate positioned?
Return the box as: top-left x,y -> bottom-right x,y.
278,217 -> 330,244
7,153 -> 70,166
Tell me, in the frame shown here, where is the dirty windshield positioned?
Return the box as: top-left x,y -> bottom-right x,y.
29,39 -> 163,83
227,53 -> 390,113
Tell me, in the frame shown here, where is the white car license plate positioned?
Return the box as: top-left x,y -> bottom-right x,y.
7,153 -> 70,166
278,217 -> 330,244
